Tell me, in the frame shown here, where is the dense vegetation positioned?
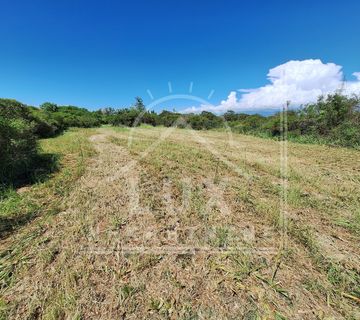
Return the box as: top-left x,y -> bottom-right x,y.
0,93 -> 359,186
0,99 -> 38,185
106,94 -> 360,149
0,98 -> 101,185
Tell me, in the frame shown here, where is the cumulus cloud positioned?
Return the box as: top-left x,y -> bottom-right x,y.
182,59 -> 360,113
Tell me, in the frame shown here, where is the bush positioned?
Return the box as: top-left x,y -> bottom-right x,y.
189,111 -> 223,130
0,99 -> 38,184
0,98 -> 103,186
30,104 -> 102,138
112,98 -> 160,127
112,108 -> 141,127
295,93 -> 360,146
329,121 -> 360,147
158,111 -> 182,127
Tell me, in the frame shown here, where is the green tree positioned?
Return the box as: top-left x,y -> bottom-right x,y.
40,102 -> 58,112
134,97 -> 146,113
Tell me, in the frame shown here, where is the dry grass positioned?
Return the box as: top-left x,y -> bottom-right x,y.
0,126 -> 359,319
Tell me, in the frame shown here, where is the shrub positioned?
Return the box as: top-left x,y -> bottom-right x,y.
0,100 -> 38,184
0,99 -> 103,186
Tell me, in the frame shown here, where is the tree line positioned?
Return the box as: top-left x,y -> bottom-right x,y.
104,95 -> 360,150
1,93 -> 359,185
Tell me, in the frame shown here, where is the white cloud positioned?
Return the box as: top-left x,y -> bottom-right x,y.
353,72 -> 360,80
182,59 -> 360,113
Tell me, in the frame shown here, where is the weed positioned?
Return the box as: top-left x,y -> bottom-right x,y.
119,285 -> 137,302
214,227 -> 230,248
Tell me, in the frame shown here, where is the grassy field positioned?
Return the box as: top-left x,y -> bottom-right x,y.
0,126 -> 359,319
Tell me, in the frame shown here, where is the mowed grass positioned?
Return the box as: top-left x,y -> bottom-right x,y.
108,127 -> 360,317
0,128 -> 96,236
0,126 -> 359,319
0,129 -> 96,317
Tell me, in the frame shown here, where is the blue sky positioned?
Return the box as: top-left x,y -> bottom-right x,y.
1,0 -> 360,112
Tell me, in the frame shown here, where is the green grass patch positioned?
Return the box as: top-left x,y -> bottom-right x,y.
0,128 -> 96,292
